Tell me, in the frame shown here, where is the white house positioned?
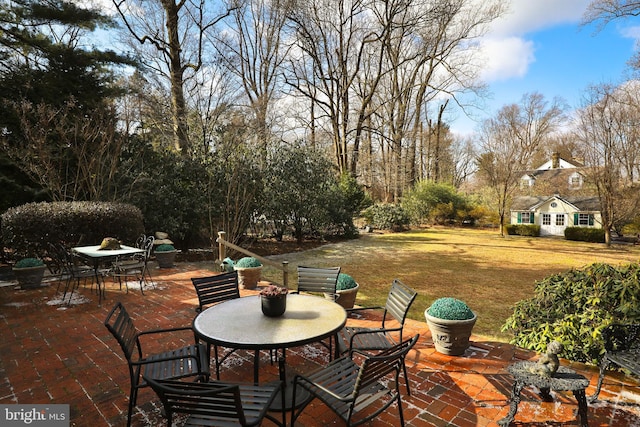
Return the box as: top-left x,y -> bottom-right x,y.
519,153 -> 585,191
510,195 -> 602,236
511,153 -> 602,236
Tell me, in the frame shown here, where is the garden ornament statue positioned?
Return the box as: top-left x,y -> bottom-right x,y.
528,340 -> 563,377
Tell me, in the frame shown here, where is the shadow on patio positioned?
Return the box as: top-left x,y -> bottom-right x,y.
1,261 -> 639,426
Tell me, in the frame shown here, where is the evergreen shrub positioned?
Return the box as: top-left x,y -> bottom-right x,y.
505,224 -> 540,236
1,201 -> 144,257
502,262 -> 640,364
235,257 -> 262,268
427,297 -> 474,320
336,273 -> 357,291
361,203 -> 409,231
564,227 -> 605,243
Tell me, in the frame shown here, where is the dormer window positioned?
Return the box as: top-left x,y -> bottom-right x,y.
520,176 -> 534,188
569,172 -> 582,189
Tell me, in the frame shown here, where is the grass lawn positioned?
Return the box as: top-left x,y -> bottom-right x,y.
261,227 -> 640,341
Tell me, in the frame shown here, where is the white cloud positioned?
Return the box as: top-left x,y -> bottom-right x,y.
478,36 -> 535,82
488,0 -> 591,37
471,0 -> 590,83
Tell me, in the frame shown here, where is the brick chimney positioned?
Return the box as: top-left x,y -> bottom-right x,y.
552,152 -> 560,169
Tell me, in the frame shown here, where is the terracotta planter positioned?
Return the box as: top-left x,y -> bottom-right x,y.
329,283 -> 359,309
13,265 -> 46,289
425,308 -> 477,356
234,266 -> 262,289
155,250 -> 177,268
261,294 -> 287,317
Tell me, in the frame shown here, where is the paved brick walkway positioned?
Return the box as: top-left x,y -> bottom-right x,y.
1,262 -> 639,426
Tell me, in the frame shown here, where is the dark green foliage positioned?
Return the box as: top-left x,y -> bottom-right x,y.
1,201 -> 144,257
155,244 -> 175,252
427,297 -> 474,320
402,181 -> 470,225
502,262 -> 640,364
361,203 -> 409,231
125,147 -> 209,250
564,227 -> 605,243
324,173 -> 368,239
0,0 -> 134,209
14,257 -> 44,268
336,273 -> 357,291
262,144 -> 355,243
235,257 -> 262,268
505,224 -> 540,236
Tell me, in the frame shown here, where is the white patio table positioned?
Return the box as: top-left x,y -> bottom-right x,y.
72,244 -> 144,304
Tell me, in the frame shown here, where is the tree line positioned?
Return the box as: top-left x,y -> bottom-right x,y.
1,0 -> 639,248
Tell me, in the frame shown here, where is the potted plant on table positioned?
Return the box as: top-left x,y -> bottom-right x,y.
259,284 -> 288,317
13,257 -> 46,289
234,257 -> 262,289
425,297 -> 477,356
155,244 -> 177,268
332,273 -> 359,309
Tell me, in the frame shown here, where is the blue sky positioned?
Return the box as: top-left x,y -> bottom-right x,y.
450,0 -> 640,135
91,0 -> 639,137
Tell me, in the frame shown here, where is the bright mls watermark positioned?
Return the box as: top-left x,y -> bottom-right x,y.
0,405 -> 69,426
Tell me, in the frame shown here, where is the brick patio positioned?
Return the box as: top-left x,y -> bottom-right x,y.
1,262 -> 639,426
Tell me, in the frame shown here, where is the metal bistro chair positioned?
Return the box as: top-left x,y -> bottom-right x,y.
191,271 -> 245,380
104,302 -> 210,427
294,266 -> 341,358
291,334 -> 419,427
144,377 -> 285,427
335,279 -> 418,394
47,242 -> 96,304
111,234 -> 155,294
589,323 -> 640,403
295,266 -> 341,299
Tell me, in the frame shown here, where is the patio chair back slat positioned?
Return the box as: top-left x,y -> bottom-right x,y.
145,378 -> 285,426
296,266 -> 341,295
191,271 -> 240,313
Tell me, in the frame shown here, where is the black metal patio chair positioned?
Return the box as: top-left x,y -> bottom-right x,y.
104,302 -> 210,427
47,242 -> 96,303
293,266 -> 341,358
191,271 -> 244,379
144,377 -> 285,427
335,278 -> 418,394
111,234 -> 155,294
291,334 -> 419,427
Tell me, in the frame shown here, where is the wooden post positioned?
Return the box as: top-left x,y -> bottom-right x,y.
217,231 -> 226,261
282,261 -> 289,288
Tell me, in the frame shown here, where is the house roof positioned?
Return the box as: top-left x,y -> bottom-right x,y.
511,195 -> 601,212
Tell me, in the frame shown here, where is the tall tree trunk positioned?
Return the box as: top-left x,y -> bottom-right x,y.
163,1 -> 190,152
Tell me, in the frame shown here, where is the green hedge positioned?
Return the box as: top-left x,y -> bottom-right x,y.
505,224 -> 540,236
361,203 -> 409,231
564,226 -> 605,243
1,201 -> 144,257
502,262 -> 640,364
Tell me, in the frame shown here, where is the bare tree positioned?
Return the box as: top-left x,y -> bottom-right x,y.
583,0 -> 640,28
574,83 -> 640,244
112,0 -> 235,153
286,0 -> 387,175
3,100 -> 130,202
385,0 -> 503,198
583,1 -> 640,69
214,0 -> 292,158
477,93 -> 566,235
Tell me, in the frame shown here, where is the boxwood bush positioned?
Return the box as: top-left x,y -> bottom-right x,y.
564,226 -> 605,243
505,224 -> 540,236
502,262 -> 640,364
361,203 -> 409,231
1,201 -> 144,257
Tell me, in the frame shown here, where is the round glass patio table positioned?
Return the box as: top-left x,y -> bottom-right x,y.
193,294 -> 347,409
